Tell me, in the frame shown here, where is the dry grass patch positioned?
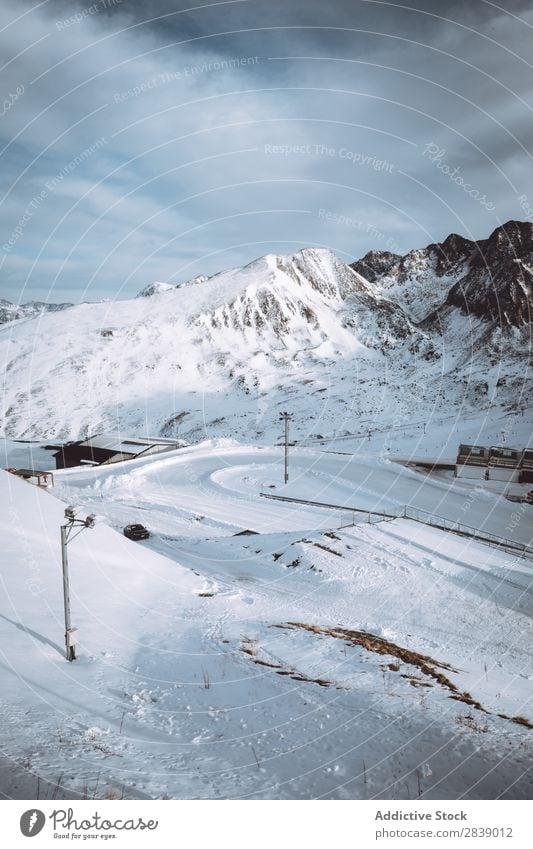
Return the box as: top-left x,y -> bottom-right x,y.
276,623 -> 491,714
499,714 -> 533,729
278,624 -> 532,729
239,638 -> 333,688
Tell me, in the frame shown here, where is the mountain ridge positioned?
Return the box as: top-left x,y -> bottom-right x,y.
0,223 -> 530,442
351,220 -> 532,327
0,298 -> 73,325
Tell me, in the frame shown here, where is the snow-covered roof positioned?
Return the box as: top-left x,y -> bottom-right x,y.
78,434 -> 180,454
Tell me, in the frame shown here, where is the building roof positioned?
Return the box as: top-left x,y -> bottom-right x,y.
8,468 -> 49,477
68,434 -> 181,456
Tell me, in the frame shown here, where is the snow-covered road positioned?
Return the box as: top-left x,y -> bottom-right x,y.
55,442 -> 533,545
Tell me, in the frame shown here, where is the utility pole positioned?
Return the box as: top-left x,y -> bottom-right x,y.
60,507 -> 99,662
60,523 -> 75,661
280,411 -> 291,483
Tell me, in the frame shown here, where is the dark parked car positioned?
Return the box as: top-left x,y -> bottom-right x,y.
123,523 -> 150,540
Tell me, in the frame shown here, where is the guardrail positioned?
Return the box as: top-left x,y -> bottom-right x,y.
259,493 -> 533,561
260,491 -> 402,522
402,506 -> 533,560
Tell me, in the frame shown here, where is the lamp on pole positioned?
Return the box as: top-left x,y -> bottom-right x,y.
60,506 -> 99,662
279,412 -> 292,484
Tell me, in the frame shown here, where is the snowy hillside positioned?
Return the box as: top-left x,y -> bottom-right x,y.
1,225 -> 530,445
1,446 -> 532,800
0,247 -> 420,441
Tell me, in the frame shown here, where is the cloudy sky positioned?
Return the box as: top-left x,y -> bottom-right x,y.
1,0 -> 532,302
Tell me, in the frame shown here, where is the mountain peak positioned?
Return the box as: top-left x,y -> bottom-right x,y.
479,219 -> 533,253
443,220 -> 533,325
136,281 -> 176,298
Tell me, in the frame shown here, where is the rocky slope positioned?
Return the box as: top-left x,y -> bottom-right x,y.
440,220 -> 533,327
351,221 -> 533,329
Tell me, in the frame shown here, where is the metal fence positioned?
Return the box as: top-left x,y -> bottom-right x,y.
259,492 -> 533,561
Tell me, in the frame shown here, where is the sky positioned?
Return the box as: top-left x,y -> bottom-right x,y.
1,0 -> 532,303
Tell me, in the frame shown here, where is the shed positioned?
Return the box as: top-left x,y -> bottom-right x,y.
6,468 -> 54,486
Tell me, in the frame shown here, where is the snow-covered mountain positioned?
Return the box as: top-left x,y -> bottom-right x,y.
0,298 -> 72,325
0,224 -> 530,442
351,220 -> 533,327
